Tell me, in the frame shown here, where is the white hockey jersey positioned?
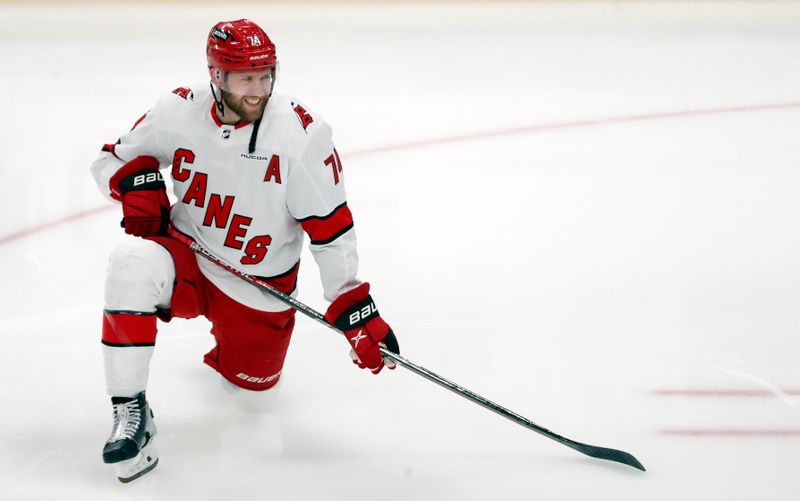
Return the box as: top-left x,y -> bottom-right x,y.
91,85 -> 361,312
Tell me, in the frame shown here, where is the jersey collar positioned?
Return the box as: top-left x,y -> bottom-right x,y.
209,102 -> 252,129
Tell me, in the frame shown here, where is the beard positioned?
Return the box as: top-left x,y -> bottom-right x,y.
222,91 -> 268,122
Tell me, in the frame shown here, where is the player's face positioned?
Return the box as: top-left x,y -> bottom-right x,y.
220,69 -> 274,121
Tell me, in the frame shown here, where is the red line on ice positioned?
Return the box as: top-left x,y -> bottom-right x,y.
659,429 -> 800,437
2,100 -> 799,246
345,101 -> 800,157
0,205 -> 115,245
653,389 -> 800,397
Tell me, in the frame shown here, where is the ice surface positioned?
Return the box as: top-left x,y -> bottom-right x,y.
1,2 -> 799,500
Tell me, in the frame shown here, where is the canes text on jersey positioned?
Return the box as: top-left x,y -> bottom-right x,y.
171,148 -> 276,265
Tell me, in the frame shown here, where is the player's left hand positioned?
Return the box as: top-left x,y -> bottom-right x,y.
324,282 -> 399,374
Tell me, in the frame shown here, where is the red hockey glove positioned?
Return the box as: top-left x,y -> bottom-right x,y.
324,283 -> 399,374
109,156 -> 170,237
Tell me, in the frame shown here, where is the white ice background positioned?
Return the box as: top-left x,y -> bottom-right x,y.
1,2 -> 799,500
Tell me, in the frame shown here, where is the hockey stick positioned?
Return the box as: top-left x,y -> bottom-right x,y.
166,226 -> 645,472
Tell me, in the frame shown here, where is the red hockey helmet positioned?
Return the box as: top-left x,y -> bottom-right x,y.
207,19 -> 277,72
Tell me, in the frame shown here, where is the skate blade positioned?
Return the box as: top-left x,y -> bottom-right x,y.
118,457 -> 158,483
116,446 -> 159,483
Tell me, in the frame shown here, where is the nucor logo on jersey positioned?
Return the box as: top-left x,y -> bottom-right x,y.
236,370 -> 281,384
240,153 -> 271,161
349,303 -> 378,326
133,172 -> 163,186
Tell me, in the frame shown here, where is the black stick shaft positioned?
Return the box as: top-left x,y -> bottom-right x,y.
167,227 -> 645,471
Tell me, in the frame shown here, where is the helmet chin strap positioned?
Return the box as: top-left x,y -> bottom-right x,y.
210,81 -> 225,115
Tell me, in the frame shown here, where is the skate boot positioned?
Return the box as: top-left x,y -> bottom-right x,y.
102,391 -> 158,483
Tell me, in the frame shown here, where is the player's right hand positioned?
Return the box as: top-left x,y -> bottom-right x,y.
109,156 -> 171,237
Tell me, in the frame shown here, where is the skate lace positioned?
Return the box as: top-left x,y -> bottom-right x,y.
109,400 -> 143,442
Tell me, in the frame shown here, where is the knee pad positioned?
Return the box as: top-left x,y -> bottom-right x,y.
105,239 -> 175,312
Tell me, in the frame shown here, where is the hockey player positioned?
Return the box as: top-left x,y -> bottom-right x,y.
90,19 -> 399,482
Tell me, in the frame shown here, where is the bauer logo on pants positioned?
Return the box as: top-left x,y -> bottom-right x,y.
236,371 -> 281,384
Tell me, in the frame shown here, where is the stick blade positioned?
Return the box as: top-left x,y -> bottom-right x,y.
572,443 -> 646,471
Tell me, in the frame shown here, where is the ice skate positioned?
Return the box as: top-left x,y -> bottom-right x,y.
102,391 -> 158,482
114,439 -> 158,483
